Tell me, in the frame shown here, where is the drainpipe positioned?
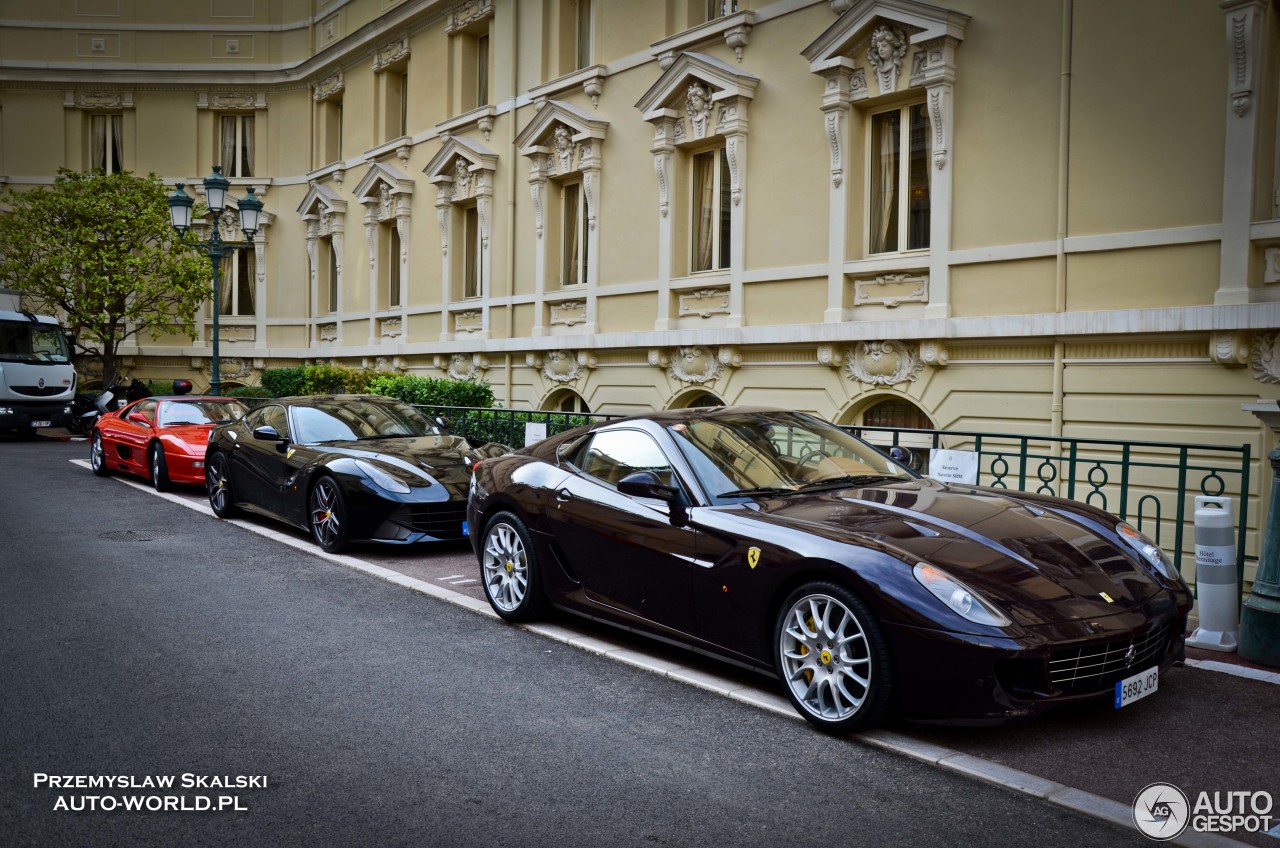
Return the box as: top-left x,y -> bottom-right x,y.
1051,0 -> 1072,440
504,0 -> 519,409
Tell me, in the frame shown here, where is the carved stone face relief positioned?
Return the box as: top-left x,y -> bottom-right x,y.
867,25 -> 907,95
454,157 -> 472,197
553,124 -> 574,174
686,82 -> 715,140
1251,332 -> 1280,384
544,350 -> 581,384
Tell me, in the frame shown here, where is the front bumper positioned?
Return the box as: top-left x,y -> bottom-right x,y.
887,606 -> 1188,725
0,401 -> 73,430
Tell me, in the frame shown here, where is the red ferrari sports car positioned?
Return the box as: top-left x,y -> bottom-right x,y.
90,396 -> 249,491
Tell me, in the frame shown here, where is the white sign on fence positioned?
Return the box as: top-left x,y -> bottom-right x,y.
524,422 -> 548,446
929,449 -> 979,485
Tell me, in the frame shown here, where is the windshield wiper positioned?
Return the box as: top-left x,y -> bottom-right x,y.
358,433 -> 414,440
716,485 -> 799,498
796,474 -> 904,492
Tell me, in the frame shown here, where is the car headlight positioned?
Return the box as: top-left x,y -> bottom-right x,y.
1116,522 -> 1182,584
354,459 -> 411,494
913,563 -> 1011,627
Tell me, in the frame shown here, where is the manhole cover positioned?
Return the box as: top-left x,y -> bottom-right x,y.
98,530 -> 175,542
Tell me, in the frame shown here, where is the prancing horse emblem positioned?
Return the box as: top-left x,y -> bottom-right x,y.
1124,644 -> 1137,667
747,547 -> 761,569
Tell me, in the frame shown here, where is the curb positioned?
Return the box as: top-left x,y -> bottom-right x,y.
71,459 -> 1258,848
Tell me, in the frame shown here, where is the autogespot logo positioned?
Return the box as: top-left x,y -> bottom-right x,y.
1133,783 -> 1190,841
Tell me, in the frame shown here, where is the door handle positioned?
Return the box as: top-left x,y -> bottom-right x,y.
555,488 -> 573,502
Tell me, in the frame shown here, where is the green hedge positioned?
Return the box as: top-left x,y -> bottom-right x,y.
258,364 -> 378,397
224,385 -> 272,398
365,374 -> 494,408
426,408 -> 594,447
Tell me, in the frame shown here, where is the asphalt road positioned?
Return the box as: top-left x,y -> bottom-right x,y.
0,439 -> 1174,846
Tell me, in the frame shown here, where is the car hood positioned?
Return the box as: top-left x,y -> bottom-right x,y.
161,423 -> 218,451
740,479 -> 1165,626
311,434 -> 475,492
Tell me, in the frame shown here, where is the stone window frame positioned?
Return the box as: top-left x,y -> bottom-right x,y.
296,182 -> 348,344
354,162 -> 414,345
191,197 -> 273,349
424,135 -> 498,341
371,36 -> 411,146
516,100 -> 608,336
64,91 -> 134,174
634,52 -> 757,332
445,0 -> 495,117
802,0 -> 969,323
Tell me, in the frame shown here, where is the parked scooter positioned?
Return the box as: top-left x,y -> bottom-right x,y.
72,377 -> 152,435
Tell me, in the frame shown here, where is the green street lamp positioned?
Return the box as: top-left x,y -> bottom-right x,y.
167,166 -> 262,396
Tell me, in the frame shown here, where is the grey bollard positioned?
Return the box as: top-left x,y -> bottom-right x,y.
1186,495 -> 1238,652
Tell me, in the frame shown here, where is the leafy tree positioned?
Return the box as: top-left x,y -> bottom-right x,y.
0,169 -> 211,385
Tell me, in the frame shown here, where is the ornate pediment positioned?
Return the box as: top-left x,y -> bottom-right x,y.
296,182 -> 347,220
515,100 -> 608,159
354,162 -> 415,204
802,0 -> 969,74
423,135 -> 498,198
635,52 -> 758,123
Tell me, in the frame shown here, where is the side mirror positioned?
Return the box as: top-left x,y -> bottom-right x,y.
64,333 -> 76,363
252,425 -> 285,442
888,446 -> 916,468
435,416 -> 452,431
617,471 -> 681,504
126,412 -> 151,426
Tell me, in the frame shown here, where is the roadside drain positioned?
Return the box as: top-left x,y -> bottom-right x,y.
98,530 -> 177,542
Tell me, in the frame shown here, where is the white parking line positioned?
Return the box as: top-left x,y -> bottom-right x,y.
67,457 -> 1257,848
439,574 -> 467,580
449,578 -> 478,585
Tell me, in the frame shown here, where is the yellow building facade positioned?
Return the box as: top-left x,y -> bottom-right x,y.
2,0 -> 1280,572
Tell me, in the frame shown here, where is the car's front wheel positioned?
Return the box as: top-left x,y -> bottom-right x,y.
90,432 -> 110,477
309,475 -> 349,553
774,581 -> 893,734
149,443 -> 172,492
206,451 -> 239,518
481,511 -> 545,622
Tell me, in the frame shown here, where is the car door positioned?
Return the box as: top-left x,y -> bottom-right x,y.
547,428 -> 703,637
112,398 -> 157,476
231,404 -> 292,518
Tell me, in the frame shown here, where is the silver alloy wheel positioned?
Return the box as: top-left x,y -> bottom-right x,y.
310,478 -> 342,547
779,592 -> 872,723
90,433 -> 104,471
482,521 -> 528,612
207,455 -> 228,512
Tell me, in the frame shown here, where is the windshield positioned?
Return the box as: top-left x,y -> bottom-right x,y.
158,399 -> 248,426
0,320 -> 70,364
290,398 -> 442,444
666,411 -> 913,505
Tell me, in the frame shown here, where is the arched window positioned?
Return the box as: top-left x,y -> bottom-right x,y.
674,390 -> 724,409
545,389 -> 590,414
861,398 -> 934,430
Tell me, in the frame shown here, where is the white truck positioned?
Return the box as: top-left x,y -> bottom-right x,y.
0,287 -> 76,437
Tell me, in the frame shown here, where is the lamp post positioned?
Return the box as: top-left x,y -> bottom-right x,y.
166,166 -> 263,396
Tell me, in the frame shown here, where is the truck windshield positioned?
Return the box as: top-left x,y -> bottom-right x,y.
0,320 -> 70,364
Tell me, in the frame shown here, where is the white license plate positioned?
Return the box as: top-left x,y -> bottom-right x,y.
1115,665 -> 1158,708
31,420 -> 51,428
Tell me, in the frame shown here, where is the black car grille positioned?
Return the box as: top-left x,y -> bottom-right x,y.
11,385 -> 65,397
388,501 -> 468,538
1048,622 -> 1172,692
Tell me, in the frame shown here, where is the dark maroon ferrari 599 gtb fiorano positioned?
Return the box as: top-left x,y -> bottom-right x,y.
467,407 -> 1192,732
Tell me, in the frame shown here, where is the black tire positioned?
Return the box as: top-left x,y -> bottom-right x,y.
480,511 -> 546,622
90,431 -> 111,477
149,443 -> 172,492
206,450 -> 240,518
309,475 -> 349,553
774,580 -> 893,734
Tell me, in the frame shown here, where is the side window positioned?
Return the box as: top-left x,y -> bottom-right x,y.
246,405 -> 288,437
575,429 -> 675,489
133,399 -> 158,423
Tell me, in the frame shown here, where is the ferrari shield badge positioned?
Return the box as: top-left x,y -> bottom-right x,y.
286,447 -> 296,460
747,547 -> 761,570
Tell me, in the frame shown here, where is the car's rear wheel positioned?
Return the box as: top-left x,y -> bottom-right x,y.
481,511 -> 545,622
90,432 -> 110,477
206,451 -> 239,518
775,581 -> 893,734
309,475 -> 349,554
149,443 -> 172,492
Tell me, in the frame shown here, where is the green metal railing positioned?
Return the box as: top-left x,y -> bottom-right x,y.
843,424 -> 1254,599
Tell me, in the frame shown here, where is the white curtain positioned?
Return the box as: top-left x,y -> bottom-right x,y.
109,114 -> 122,173
237,250 -> 256,315
693,151 -> 716,272
562,184 -> 580,286
220,117 -> 237,174
91,115 -> 106,171
871,113 -> 898,254
219,256 -> 235,314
